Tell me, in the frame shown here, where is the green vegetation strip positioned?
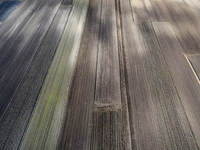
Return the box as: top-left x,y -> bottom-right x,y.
19,0 -> 89,149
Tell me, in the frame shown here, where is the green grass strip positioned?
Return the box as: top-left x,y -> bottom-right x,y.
19,0 -> 89,149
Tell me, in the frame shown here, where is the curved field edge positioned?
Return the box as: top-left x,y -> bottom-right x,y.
18,0 -> 89,149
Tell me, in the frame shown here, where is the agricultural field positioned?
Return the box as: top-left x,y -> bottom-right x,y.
1,0 -> 200,149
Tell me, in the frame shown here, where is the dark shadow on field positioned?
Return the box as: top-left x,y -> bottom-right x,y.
0,1 -> 21,22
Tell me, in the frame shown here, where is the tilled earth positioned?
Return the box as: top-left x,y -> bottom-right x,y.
1,0 -> 200,149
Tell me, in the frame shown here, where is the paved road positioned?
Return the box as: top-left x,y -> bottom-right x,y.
1,0 -> 200,149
